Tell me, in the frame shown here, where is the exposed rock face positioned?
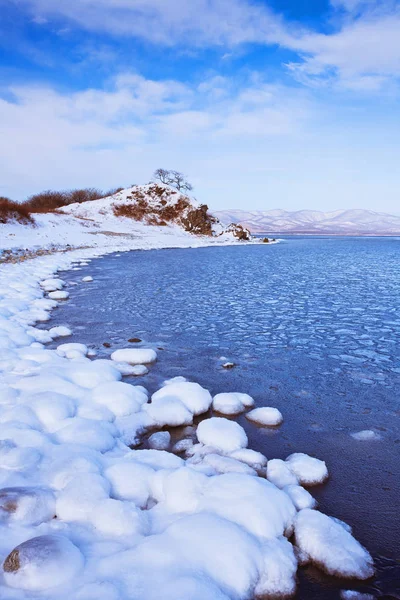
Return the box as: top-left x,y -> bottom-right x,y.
181,204 -> 218,235
110,184 -> 250,239
224,223 -> 251,240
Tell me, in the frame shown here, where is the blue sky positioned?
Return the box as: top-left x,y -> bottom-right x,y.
1,0 -> 400,212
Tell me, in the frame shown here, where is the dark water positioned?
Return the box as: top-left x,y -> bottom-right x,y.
53,237 -> 400,599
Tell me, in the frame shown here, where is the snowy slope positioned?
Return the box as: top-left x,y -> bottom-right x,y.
0,184 -> 249,255
215,208 -> 400,234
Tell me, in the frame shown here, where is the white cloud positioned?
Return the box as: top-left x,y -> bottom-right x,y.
13,0 -> 287,46
10,0 -> 400,92
0,73 -> 310,199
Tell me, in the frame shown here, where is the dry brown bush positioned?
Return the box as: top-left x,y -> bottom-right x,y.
0,197 -> 34,224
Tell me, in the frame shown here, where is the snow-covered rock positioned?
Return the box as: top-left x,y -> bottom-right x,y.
3,535 -> 84,591
196,417 -> 248,453
152,381 -> 212,416
212,392 -> 254,415
111,348 -> 157,365
285,453 -> 328,486
295,509 -> 374,579
246,406 -> 283,426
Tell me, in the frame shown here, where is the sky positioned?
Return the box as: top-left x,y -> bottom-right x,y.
1,0 -> 400,213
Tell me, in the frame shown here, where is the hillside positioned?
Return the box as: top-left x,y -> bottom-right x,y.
214,208 -> 400,235
0,184 -> 250,255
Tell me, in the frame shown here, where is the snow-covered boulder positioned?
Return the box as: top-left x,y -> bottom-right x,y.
152,381 -> 212,416
197,417 -> 248,453
285,453 -> 328,486
111,348 -> 157,365
246,406 -> 283,426
212,392 -> 254,415
295,509 -> 374,579
3,535 -> 84,590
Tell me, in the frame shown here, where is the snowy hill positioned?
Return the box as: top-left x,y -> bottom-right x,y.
0,184 -> 250,255
214,208 -> 400,235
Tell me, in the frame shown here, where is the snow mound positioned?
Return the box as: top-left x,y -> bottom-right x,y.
197,417 -> 248,453
255,537 -> 297,597
283,484 -> 317,510
267,459 -> 298,488
295,509 -> 374,579
3,535 -> 84,591
48,290 -> 69,300
111,348 -> 157,365
0,486 -> 55,525
144,396 -> 193,427
285,453 -> 329,486
152,381 -> 212,416
246,406 -> 283,426
212,392 -> 254,415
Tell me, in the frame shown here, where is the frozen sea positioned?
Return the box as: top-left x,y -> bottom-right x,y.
51,236 -> 400,599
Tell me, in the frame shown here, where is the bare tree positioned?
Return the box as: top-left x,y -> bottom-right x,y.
153,168 -> 170,185
153,168 -> 193,192
168,170 -> 193,192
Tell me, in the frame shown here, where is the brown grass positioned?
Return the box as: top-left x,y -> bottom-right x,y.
113,185 -> 192,227
0,197 -> 34,224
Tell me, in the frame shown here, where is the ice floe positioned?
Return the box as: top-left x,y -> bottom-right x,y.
351,430 -> 381,441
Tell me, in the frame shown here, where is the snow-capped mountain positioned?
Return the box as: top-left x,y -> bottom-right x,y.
213,208 -> 400,235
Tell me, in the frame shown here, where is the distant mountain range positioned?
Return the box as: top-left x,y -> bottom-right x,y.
213,209 -> 400,235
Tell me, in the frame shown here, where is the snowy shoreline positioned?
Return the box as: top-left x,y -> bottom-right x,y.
0,234 -> 374,599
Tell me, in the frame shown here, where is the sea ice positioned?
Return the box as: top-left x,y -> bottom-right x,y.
351,430 -> 381,441
82,276 -> 93,282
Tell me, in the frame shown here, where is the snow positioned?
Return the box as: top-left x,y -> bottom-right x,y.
246,406 -> 283,426
3,535 -> 84,591
111,348 -> 157,365
266,459 -> 299,488
285,453 -> 329,486
0,208 -> 374,598
196,417 -> 248,453
212,392 -> 254,415
283,484 -> 317,510
144,396 -> 193,427
48,325 -> 72,338
0,487 -> 55,526
152,381 -> 212,416
105,462 -> 154,507
295,509 -> 374,579
48,290 -> 69,300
